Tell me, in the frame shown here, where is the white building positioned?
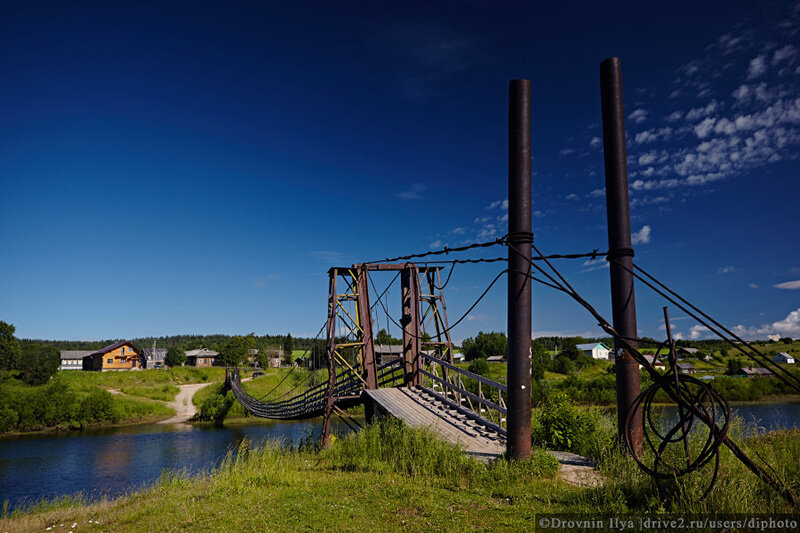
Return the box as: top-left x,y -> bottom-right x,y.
576,342 -> 611,360
773,352 -> 795,364
59,350 -> 93,370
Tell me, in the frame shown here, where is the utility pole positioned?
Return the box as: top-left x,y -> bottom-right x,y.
507,79 -> 533,460
599,57 -> 643,451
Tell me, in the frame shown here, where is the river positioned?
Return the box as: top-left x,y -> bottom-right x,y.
0,418 -> 353,512
1,402 -> 798,512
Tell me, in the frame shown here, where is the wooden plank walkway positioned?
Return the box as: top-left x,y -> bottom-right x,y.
364,387 -> 505,461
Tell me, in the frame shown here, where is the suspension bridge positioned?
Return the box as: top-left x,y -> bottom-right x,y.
222,59 -> 799,504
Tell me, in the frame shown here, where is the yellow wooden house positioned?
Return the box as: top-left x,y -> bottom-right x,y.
83,341 -> 142,371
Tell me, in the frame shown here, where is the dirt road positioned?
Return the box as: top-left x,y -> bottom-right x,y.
158,382 -> 214,424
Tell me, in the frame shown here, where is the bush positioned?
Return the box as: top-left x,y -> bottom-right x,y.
79,388 -> 117,424
532,392 -> 606,458
467,358 -> 489,376
197,392 -> 233,424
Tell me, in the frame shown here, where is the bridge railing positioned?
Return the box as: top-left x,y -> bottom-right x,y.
419,353 -> 507,436
227,359 -> 406,420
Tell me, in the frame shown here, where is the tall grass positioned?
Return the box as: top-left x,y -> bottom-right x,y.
120,384 -> 180,402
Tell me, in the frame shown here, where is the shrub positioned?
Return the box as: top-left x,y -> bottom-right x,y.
197,392 -> 233,424
467,358 -> 489,377
532,392 -> 605,458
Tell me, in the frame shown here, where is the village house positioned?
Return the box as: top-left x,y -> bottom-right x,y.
82,341 -> 142,371
737,367 -> 773,377
678,347 -> 700,358
142,347 -> 167,369
59,350 -> 93,370
676,362 -> 696,374
639,354 -> 665,370
185,348 -> 218,367
576,342 -> 611,360
772,352 -> 795,364
374,344 -> 403,365
486,355 -> 506,363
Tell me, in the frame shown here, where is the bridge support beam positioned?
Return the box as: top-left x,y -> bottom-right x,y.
401,266 -> 422,386
506,79 -> 533,460
357,267 -> 378,390
600,57 -> 643,452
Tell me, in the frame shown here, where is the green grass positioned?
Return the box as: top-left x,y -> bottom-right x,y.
58,367 -> 225,391
119,384 -> 180,402
2,420 -> 798,532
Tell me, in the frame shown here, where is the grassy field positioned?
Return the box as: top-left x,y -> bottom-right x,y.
119,384 -> 180,402
58,367 -> 226,390
2,419 -> 798,532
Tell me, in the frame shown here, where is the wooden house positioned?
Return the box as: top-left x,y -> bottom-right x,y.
83,341 -> 142,371
185,348 -> 218,367
676,362 -> 696,374
773,352 -> 795,364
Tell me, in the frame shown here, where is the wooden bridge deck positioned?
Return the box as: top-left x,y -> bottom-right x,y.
364,387 -> 505,461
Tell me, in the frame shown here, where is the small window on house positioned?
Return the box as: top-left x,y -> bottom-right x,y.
107,358 -> 112,364
121,347 -> 125,356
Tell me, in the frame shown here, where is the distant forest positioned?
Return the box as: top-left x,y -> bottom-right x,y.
19,333 -> 795,354
17,334 -> 310,353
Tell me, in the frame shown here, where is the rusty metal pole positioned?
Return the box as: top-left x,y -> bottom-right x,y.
507,79 -> 532,460
600,57 -> 643,451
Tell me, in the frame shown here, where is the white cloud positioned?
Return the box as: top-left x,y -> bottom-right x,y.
589,136 -> 602,148
396,183 -> 426,200
774,280 -> 800,289
768,334 -> 781,341
566,193 -> 579,200
487,199 -> 508,210
689,325 -> 711,339
718,265 -> 735,274
749,282 -> 759,289
631,225 -> 651,245
772,308 -> 800,336
685,100 -> 719,121
747,55 -> 768,79
581,258 -> 609,273
772,44 -> 797,65
629,109 -> 648,124
559,148 -> 577,156
429,240 -> 442,248
451,227 -> 466,235
730,307 -> 800,339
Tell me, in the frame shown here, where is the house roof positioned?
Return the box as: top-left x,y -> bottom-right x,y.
576,343 -> 609,351
185,348 -> 219,357
641,354 -> 664,366
740,367 -> 773,375
676,362 -> 695,370
486,355 -> 506,362
374,344 -> 403,355
143,348 -> 167,360
679,347 -> 699,354
90,341 -> 138,356
60,350 -> 94,360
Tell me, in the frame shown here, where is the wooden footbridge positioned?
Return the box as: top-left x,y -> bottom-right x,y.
226,262 -> 510,459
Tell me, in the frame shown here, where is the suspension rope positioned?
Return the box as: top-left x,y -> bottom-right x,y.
255,321 -> 327,402
608,258 -> 800,393
368,268 -> 508,340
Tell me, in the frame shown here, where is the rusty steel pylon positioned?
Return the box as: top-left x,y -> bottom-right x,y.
600,57 -> 643,450
320,263 -> 454,445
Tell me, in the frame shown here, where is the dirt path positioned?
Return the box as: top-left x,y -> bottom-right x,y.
158,382 -> 214,425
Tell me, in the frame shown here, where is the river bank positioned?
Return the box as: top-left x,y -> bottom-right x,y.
2,421 -> 798,532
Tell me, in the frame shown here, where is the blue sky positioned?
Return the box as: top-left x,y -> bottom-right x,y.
1,1 -> 798,343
